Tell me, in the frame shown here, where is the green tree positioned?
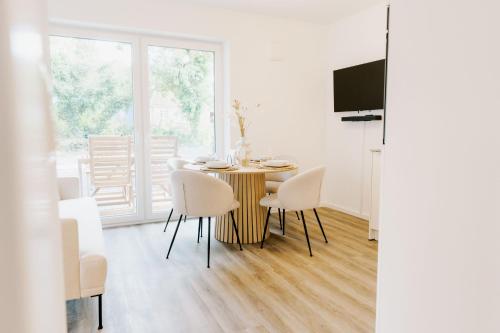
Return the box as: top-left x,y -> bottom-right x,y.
50,37 -> 133,152
149,47 -> 214,145
50,37 -> 215,156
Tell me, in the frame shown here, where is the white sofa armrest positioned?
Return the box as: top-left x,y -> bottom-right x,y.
58,177 -> 80,200
61,218 -> 80,300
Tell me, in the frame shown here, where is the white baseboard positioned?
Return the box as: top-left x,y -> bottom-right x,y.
368,228 -> 379,240
320,201 -> 369,221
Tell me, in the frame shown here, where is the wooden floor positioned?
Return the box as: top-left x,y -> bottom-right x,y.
67,208 -> 378,333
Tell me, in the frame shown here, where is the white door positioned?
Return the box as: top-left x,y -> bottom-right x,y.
48,27 -> 224,225
142,38 -> 223,219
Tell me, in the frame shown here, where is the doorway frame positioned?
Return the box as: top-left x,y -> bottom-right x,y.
49,23 -> 226,227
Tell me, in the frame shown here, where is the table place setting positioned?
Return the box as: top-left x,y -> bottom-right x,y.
192,158 -> 295,172
249,155 -> 272,163
201,160 -> 239,172
193,155 -> 216,165
260,159 -> 292,168
189,156 -> 296,173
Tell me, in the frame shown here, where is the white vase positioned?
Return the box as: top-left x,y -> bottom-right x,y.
236,137 -> 251,166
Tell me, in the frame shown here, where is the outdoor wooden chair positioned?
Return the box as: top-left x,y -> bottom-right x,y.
151,136 -> 178,204
88,135 -> 133,207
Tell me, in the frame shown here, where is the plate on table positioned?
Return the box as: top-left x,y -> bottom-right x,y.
261,159 -> 291,168
202,165 -> 239,172
205,160 -> 230,169
251,155 -> 272,163
194,155 -> 214,164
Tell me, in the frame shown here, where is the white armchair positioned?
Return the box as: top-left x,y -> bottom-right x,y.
264,155 -> 300,229
259,166 -> 328,256
57,177 -> 107,330
166,170 -> 243,268
163,158 -> 190,232
264,155 -> 299,194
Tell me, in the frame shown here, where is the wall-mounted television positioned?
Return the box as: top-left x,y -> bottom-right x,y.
334,59 -> 385,112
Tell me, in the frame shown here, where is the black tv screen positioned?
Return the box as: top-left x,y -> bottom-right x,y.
334,59 -> 385,112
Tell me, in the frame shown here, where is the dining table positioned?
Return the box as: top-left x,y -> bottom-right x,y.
184,162 -> 298,244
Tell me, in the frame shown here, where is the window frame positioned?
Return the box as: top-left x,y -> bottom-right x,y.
49,23 -> 226,226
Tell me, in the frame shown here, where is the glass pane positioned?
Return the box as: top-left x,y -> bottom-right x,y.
49,36 -> 136,218
148,45 -> 215,213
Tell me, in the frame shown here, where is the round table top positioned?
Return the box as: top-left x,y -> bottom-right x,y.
184,162 -> 298,174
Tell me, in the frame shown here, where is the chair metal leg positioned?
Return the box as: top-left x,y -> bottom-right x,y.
295,211 -> 300,220
98,294 -> 103,330
282,209 -> 286,236
300,211 -> 313,257
184,215 -> 187,223
197,217 -> 202,243
313,208 -> 328,243
278,208 -> 282,229
230,211 -> 243,250
260,208 -> 271,249
200,218 -> 203,237
166,215 -> 183,259
163,208 -> 173,232
91,294 -> 103,330
207,217 -> 211,268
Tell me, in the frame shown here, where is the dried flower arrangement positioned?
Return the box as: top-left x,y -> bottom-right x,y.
231,99 -> 260,138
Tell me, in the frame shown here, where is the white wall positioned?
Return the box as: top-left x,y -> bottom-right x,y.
0,0 -> 67,331
376,0 -> 500,331
47,0 -> 328,170
323,3 -> 387,218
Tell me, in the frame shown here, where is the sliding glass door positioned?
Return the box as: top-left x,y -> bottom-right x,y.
144,40 -> 217,216
49,27 -> 222,225
49,35 -> 140,220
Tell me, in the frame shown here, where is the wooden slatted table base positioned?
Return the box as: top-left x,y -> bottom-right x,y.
216,173 -> 269,244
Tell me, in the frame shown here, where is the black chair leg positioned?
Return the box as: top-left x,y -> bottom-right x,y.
163,208 -> 173,232
295,211 -> 300,220
278,209 -> 282,229
91,294 -> 103,330
300,211 -> 313,257
166,215 -> 183,259
184,215 -> 187,223
260,208 -> 271,248
282,209 -> 286,235
197,217 -> 202,243
98,294 -> 103,330
313,208 -> 328,243
207,217 -> 211,268
230,211 -> 243,250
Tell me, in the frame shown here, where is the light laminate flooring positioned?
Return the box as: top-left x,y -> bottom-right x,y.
67,208 -> 378,333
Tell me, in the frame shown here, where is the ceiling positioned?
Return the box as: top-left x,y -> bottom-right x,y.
174,0 -> 384,24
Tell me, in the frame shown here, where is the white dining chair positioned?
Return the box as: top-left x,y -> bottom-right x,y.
163,158 -> 190,232
166,170 -> 243,268
265,155 -> 300,229
264,154 -> 299,193
259,166 -> 328,256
